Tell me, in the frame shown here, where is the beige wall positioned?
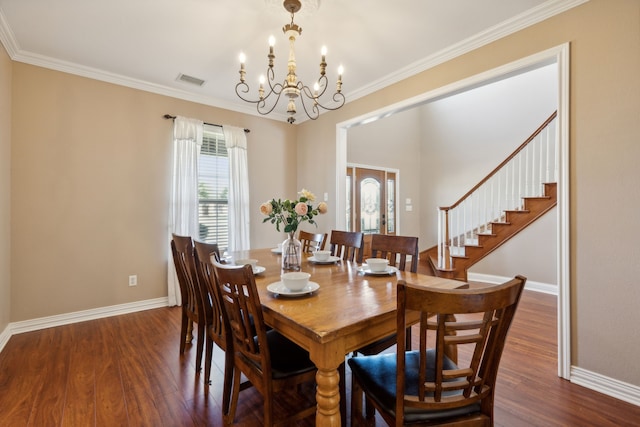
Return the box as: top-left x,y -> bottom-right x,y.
297,0 -> 640,386
10,63 -> 296,321
0,43 -> 11,332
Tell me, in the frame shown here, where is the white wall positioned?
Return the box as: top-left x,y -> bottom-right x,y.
344,63 -> 558,284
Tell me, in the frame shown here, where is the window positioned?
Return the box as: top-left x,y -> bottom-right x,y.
198,125 -> 229,251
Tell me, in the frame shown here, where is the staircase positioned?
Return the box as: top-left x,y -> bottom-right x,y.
421,111 -> 558,281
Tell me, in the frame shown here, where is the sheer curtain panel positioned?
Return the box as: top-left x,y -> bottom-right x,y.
168,116 -> 203,306
223,125 -> 250,251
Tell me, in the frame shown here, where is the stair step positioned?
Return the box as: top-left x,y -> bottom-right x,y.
523,195 -> 551,200
418,181 -> 557,281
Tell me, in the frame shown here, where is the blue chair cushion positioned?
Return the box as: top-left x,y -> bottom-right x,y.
348,349 -> 481,423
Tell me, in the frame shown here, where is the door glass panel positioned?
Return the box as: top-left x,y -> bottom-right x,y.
360,178 -> 381,234
387,178 -> 395,234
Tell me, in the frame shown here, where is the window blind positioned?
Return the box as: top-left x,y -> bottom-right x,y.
198,125 -> 229,251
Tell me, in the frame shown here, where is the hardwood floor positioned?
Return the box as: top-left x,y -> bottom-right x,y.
1,289 -> 639,426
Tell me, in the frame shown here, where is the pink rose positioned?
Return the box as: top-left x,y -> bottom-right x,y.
317,202 -> 328,214
294,202 -> 308,216
260,202 -> 273,215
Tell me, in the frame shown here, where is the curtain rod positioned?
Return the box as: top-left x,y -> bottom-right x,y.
163,114 -> 250,133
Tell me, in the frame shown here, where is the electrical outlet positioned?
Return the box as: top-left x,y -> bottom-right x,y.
128,275 -> 137,287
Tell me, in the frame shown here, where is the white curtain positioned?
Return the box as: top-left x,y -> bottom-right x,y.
223,125 -> 251,252
167,116 -> 203,306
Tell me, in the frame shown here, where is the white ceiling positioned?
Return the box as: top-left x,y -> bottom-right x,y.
0,0 -> 580,123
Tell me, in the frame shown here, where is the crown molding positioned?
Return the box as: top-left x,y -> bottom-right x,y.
0,8 -> 18,57
345,0 -> 588,103
0,0 -> 587,123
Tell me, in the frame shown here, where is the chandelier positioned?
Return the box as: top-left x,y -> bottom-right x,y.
235,0 -> 345,124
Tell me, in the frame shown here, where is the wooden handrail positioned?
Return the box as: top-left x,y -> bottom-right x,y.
439,110 -> 557,212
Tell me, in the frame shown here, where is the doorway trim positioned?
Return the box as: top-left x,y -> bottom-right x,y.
335,43 -> 571,379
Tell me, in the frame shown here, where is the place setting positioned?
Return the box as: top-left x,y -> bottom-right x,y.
270,243 -> 283,254
307,250 -> 340,265
267,272 -> 320,297
234,258 -> 266,275
357,258 -> 398,276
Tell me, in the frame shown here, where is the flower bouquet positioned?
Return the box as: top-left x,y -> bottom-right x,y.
260,189 -> 327,270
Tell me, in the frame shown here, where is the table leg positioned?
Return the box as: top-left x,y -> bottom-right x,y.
315,366 -> 341,426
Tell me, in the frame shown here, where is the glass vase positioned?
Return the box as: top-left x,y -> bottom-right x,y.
281,232 -> 302,271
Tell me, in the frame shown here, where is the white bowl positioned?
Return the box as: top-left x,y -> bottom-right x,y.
281,272 -> 311,291
314,250 -> 331,261
235,258 -> 258,268
366,258 -> 389,272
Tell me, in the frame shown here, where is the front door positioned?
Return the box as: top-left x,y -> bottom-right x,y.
347,166 -> 397,257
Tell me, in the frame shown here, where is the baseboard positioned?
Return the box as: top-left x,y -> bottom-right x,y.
467,272 -> 558,295
7,297 -> 169,337
571,366 -> 640,407
0,324 -> 10,354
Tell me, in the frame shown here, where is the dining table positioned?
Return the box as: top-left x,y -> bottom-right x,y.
228,247 -> 466,427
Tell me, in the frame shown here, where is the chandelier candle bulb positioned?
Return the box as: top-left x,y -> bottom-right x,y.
320,46 -> 327,75
259,75 -> 265,99
239,52 -> 246,82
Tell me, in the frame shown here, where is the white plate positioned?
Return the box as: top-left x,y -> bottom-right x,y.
271,247 -> 282,254
253,266 -> 266,275
358,266 -> 399,276
308,255 -> 341,264
267,281 -> 320,297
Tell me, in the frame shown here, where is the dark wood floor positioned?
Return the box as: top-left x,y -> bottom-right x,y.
1,289 -> 639,426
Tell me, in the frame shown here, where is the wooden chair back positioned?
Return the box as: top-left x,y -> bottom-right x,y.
213,263 -> 266,375
193,241 -> 220,328
170,234 -> 206,371
298,230 -> 328,253
329,230 -> 364,263
193,241 -> 226,370
354,233 -> 418,356
212,261 -> 316,426
394,276 -> 526,425
370,234 -> 419,272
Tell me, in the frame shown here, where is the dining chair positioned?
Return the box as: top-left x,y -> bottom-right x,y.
170,234 -> 206,373
192,241 -> 225,388
329,230 -> 365,263
349,276 -> 526,426
298,229 -> 328,253
354,234 -> 420,357
212,261 -> 318,427
370,233 -> 419,273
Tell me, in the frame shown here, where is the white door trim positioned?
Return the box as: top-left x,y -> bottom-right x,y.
335,42 -> 571,379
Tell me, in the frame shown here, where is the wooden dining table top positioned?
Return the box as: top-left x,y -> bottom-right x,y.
228,247 -> 466,426
231,247 -> 463,351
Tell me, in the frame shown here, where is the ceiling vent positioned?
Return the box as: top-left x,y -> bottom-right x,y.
177,73 -> 206,87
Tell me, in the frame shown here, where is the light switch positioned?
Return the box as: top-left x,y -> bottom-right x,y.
406,205 -> 413,212
324,192 -> 329,201
406,198 -> 412,205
